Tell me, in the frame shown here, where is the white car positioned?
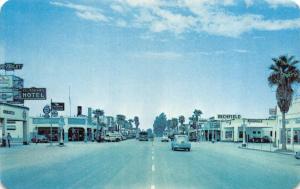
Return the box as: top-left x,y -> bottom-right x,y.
161,136 -> 169,142
104,132 -> 122,142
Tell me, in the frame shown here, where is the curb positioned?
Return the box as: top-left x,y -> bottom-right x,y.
238,146 -> 295,156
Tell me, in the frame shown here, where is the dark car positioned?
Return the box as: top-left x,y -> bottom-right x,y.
31,135 -> 49,143
139,131 -> 148,141
295,151 -> 300,159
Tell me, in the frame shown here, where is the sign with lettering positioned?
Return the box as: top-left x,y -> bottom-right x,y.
20,88 -> 46,100
0,63 -> 23,71
217,114 -> 241,120
51,102 -> 65,111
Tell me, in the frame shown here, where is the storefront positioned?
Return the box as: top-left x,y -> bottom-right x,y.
29,116 -> 95,142
221,118 -> 275,142
0,102 -> 30,145
276,96 -> 300,146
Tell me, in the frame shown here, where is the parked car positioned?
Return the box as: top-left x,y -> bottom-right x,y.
161,135 -> 169,142
171,135 -> 191,151
31,135 -> 49,143
104,132 -> 122,142
139,131 -> 148,141
295,151 -> 300,159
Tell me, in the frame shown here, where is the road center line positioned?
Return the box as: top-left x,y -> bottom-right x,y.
152,164 -> 155,172
152,156 -> 154,160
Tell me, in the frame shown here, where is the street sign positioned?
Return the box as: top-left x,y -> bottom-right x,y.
51,110 -> 58,117
43,105 -> 51,114
0,63 -> 23,71
51,102 -> 65,111
21,88 -> 46,100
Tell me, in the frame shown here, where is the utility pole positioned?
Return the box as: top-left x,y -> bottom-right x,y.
242,118 -> 246,147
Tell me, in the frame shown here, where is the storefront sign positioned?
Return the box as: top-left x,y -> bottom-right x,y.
0,63 -> 23,71
51,102 -> 64,111
0,75 -> 12,88
247,119 -> 263,123
3,110 -> 15,115
217,114 -> 241,120
20,88 -> 46,100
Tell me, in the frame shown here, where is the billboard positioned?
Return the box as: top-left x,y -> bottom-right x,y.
0,63 -> 23,71
0,75 -> 24,104
0,75 -> 13,88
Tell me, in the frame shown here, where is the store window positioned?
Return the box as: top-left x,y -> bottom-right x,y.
225,131 -> 233,139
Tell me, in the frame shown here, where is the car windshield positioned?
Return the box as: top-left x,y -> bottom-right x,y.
176,136 -> 187,143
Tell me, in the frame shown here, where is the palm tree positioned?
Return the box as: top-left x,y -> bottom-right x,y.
116,114 -> 126,132
268,55 -> 300,150
179,115 -> 185,134
193,109 -> 203,141
193,109 -> 202,124
134,116 -> 140,138
171,118 -> 179,134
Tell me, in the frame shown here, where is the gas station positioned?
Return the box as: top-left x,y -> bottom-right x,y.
0,102 -> 30,145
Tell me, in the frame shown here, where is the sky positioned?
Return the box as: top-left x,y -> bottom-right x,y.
1,0 -> 300,129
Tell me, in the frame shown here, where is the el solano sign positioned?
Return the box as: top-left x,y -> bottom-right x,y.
20,88 -> 46,100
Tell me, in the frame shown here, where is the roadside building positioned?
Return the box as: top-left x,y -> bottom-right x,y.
0,102 -> 30,145
221,118 -> 276,142
275,96 -> 300,146
201,118 -> 221,141
29,116 -> 94,142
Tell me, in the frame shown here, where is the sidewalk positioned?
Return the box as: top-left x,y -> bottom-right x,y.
238,142 -> 300,155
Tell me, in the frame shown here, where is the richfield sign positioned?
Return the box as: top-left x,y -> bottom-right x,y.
20,88 -> 46,100
217,114 -> 241,120
0,63 -> 23,71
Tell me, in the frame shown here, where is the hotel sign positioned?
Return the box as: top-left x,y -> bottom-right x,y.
217,114 -> 241,120
20,88 -> 46,100
0,63 -> 23,71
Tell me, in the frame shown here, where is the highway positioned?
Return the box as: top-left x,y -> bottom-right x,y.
1,139 -> 299,189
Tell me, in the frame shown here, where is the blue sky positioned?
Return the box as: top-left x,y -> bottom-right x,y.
1,0 -> 300,129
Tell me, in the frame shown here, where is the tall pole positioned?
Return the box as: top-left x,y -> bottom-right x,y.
69,86 -> 71,117
242,118 -> 246,147
50,98 -> 53,146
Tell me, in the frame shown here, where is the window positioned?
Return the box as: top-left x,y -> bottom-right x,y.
253,131 -> 256,134
225,131 -> 233,139
270,131 -> 273,137
258,131 -> 261,134
239,131 -> 243,138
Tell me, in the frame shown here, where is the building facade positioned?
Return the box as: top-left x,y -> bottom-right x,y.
275,96 -> 300,146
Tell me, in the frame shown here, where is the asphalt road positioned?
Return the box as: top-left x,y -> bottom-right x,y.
0,139 -> 299,189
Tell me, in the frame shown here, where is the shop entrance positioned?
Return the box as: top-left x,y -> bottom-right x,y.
68,127 -> 85,141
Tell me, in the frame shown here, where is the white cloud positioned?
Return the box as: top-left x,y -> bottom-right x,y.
116,19 -> 127,27
264,0 -> 299,8
232,49 -> 250,53
131,51 -> 183,60
0,0 -> 8,12
50,1 -> 108,22
245,0 -> 254,7
110,4 -> 125,13
50,0 -> 300,37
